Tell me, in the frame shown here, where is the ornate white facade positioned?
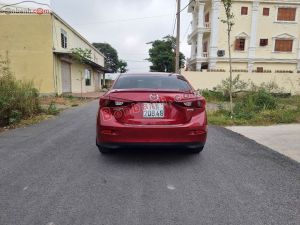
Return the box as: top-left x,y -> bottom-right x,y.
187,0 -> 300,72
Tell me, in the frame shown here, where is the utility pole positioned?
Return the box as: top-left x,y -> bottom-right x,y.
175,0 -> 181,74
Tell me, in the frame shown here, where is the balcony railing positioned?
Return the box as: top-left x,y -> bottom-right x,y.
190,52 -> 209,61
204,22 -> 210,29
187,23 -> 211,42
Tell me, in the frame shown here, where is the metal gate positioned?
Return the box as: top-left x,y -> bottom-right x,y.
61,62 -> 71,93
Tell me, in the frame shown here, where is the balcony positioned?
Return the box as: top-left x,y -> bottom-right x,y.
190,52 -> 209,63
204,22 -> 210,29
202,52 -> 209,58
187,23 -> 211,43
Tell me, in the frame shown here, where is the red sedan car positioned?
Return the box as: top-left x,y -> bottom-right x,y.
96,73 -> 207,153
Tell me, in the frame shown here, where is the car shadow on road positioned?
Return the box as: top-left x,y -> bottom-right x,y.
98,147 -> 202,166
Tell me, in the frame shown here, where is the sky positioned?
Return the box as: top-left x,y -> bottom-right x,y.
50,0 -> 192,72
1,0 -> 192,72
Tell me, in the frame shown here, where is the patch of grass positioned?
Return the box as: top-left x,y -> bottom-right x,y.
1,114 -> 54,131
277,95 -> 300,107
207,90 -> 300,126
47,101 -> 60,115
208,106 -> 300,126
233,90 -> 278,120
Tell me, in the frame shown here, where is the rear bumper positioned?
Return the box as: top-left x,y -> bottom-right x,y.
97,118 -> 207,145
96,142 -> 205,150
97,107 -> 207,145
97,125 -> 207,143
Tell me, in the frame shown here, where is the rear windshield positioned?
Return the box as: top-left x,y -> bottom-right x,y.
113,75 -> 191,91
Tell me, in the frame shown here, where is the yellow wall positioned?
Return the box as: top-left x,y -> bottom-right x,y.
256,2 -> 300,60
52,15 -> 105,67
195,0 -> 300,72
52,14 -> 105,94
54,55 -> 100,94
217,1 -> 300,60
214,61 -> 297,71
0,15 -> 54,94
182,70 -> 300,95
71,63 -> 96,93
218,1 -> 252,59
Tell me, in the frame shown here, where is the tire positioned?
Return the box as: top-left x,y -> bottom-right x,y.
96,140 -> 111,154
189,146 -> 204,154
98,146 -> 111,154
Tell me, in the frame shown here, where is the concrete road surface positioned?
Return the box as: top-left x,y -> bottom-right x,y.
227,124 -> 300,163
0,101 -> 299,225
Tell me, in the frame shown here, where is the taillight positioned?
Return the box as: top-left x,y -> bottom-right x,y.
99,98 -> 131,107
176,99 -> 205,108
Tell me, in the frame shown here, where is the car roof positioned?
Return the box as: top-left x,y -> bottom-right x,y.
119,72 -> 180,77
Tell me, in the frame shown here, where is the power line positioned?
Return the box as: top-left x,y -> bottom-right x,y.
179,0 -> 195,14
171,0 -> 177,36
172,16 -> 177,36
183,22 -> 191,40
124,59 -> 147,63
0,1 -> 51,9
74,14 -> 172,26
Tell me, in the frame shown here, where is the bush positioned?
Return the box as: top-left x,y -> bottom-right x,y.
199,89 -> 227,101
0,58 -> 40,126
233,89 -> 277,119
47,101 -> 59,115
215,74 -> 249,99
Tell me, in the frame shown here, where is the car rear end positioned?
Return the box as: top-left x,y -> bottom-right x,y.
96,73 -> 207,153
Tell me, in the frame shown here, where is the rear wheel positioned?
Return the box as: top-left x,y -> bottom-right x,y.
98,146 -> 111,154
189,146 -> 204,154
96,140 -> 111,154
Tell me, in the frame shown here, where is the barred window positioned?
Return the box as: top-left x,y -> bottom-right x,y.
61,29 -> 68,49
235,38 -> 246,51
260,39 -> 268,47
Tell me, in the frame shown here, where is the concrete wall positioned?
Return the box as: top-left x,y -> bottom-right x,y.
0,14 -> 54,94
182,70 -> 300,95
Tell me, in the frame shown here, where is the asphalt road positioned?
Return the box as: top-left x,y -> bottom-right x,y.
0,101 -> 299,225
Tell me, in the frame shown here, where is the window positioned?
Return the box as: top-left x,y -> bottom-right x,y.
235,38 -> 246,51
205,12 -> 209,22
61,29 -> 67,49
257,67 -> 264,73
263,8 -> 270,16
203,42 -> 208,53
241,7 -> 248,15
277,8 -> 296,21
113,75 -> 191,91
274,39 -> 293,52
85,69 -> 92,86
260,39 -> 268,46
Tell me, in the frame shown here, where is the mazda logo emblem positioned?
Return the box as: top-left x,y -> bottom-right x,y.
149,93 -> 159,101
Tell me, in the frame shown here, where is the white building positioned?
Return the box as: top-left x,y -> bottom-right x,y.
187,0 -> 300,73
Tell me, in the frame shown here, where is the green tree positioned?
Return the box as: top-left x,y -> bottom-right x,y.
221,0 -> 235,117
147,36 -> 185,73
117,60 -> 128,73
93,43 -> 128,73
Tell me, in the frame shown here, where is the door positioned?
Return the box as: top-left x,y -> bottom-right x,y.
95,72 -> 100,90
61,61 -> 71,93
